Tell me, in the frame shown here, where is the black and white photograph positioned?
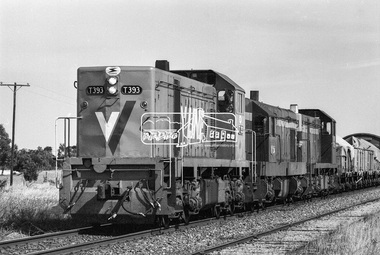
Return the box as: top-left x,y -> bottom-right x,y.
1,0 -> 380,254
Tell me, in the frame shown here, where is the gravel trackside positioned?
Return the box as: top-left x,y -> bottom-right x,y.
73,188 -> 380,255
214,196 -> 380,254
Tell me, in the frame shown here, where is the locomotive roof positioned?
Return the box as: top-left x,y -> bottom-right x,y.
298,109 -> 336,123
252,100 -> 298,121
171,69 -> 245,93
214,71 -> 245,93
78,66 -> 246,94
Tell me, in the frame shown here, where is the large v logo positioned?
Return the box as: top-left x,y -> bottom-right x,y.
95,112 -> 119,143
95,101 -> 136,154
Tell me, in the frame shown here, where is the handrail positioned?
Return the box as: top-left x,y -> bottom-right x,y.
246,129 -> 257,183
54,116 -> 82,189
161,142 -> 176,190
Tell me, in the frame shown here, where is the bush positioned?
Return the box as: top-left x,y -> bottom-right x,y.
0,178 -> 7,190
23,165 -> 38,182
14,149 -> 39,182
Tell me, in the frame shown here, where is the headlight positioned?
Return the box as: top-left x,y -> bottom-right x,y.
108,76 -> 118,85
107,86 -> 118,95
106,76 -> 118,95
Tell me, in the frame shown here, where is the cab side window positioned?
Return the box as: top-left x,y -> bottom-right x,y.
236,92 -> 244,113
218,90 -> 234,112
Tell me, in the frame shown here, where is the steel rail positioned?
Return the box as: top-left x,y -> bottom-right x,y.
0,223 -> 112,250
25,217 -> 219,255
26,229 -> 158,255
2,187 -> 377,254
22,190 -> 366,255
190,196 -> 380,254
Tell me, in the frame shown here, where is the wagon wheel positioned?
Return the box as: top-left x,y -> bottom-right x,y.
214,205 -> 221,219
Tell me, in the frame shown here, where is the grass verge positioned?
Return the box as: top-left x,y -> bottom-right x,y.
293,214 -> 380,254
0,172 -> 96,240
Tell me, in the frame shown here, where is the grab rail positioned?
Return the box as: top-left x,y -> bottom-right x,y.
54,116 -> 82,189
246,129 -> 257,183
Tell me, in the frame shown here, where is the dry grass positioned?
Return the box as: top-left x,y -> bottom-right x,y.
0,171 -> 105,241
294,215 -> 380,255
0,183 -> 60,232
0,171 -> 79,240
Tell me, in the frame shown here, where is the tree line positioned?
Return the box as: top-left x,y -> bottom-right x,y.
0,124 -> 75,182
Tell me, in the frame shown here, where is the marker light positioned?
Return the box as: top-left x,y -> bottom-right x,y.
140,101 -> 148,109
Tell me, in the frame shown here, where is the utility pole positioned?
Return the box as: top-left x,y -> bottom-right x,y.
0,82 -> 30,186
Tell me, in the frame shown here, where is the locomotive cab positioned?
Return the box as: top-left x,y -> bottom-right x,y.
299,109 -> 337,166
172,69 -> 246,162
299,109 -> 338,193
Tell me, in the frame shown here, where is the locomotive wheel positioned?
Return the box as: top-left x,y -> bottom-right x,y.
159,215 -> 170,229
183,206 -> 190,225
228,203 -> 235,216
225,203 -> 235,216
242,203 -> 246,212
254,202 -> 260,213
214,205 -> 221,219
258,202 -> 264,213
249,203 -> 255,213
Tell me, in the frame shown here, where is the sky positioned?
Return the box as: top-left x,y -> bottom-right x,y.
1,0 -> 379,150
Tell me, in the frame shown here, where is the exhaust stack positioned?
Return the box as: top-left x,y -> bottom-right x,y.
290,104 -> 298,113
155,60 -> 170,71
250,91 -> 259,101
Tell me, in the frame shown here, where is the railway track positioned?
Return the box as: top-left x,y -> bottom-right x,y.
2,187 -> 379,254
190,195 -> 380,254
0,216 -> 219,255
25,228 -> 158,255
28,216 -> 226,255
0,223 -> 113,254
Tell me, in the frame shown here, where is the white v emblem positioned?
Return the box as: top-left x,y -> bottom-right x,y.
95,112 -> 119,142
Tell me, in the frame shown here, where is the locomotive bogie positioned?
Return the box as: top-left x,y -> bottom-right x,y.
273,178 -> 289,199
288,176 -> 304,198
59,157 -> 177,223
243,178 -> 274,204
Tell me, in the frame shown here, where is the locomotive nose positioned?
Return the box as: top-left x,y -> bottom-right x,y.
76,66 -> 154,158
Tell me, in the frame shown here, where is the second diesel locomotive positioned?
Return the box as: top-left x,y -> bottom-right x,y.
58,60 -> 380,226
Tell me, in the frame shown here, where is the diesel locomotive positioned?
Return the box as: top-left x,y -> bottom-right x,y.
58,60 -> 380,226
